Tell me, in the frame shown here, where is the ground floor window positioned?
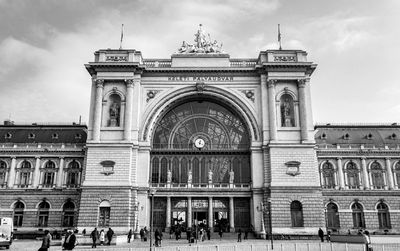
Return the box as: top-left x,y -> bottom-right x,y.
38,201 -> 50,227
62,201 -> 75,227
290,201 -> 304,227
326,203 -> 340,229
352,202 -> 365,228
377,203 -> 391,229
98,200 -> 111,227
13,201 -> 24,227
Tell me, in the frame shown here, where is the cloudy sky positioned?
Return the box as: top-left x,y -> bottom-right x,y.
0,0 -> 399,124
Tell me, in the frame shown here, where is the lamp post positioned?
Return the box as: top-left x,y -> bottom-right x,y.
133,201 -> 140,239
149,188 -> 156,251
257,202 -> 266,239
267,198 -> 274,250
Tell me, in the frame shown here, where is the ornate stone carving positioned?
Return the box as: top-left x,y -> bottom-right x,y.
267,79 -> 277,87
95,79 -> 104,88
178,24 -> 224,54
146,90 -> 159,102
125,79 -> 134,88
297,78 -> 306,87
274,55 -> 296,62
242,90 -> 255,102
106,55 -> 128,62
196,82 -> 205,93
285,161 -> 301,176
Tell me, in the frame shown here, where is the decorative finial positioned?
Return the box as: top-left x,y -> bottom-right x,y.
119,24 -> 124,50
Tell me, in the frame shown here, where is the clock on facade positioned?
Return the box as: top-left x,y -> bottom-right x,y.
194,138 -> 205,149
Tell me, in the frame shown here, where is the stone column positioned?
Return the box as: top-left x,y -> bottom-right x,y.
88,76 -> 97,139
298,79 -> 309,142
267,79 -> 277,141
124,79 -> 134,140
386,158 -> 394,190
261,74 -> 269,142
92,79 -> 104,141
229,197 -> 235,232
187,197 -> 192,228
7,157 -> 16,188
361,157 -> 370,189
166,196 -> 171,230
337,158 -> 345,189
57,157 -> 64,187
208,197 -> 213,228
32,157 -> 41,188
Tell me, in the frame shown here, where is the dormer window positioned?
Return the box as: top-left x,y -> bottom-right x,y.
28,133 -> 35,139
366,133 -> 373,140
5,132 -> 12,139
390,133 -> 397,140
52,133 -> 58,139
321,133 -> 327,140
343,133 -> 350,140
75,134 -> 82,139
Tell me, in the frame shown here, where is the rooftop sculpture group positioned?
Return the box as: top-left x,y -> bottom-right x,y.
178,24 -> 224,54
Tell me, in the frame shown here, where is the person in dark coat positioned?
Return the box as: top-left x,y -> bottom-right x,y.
237,229 -> 242,242
90,228 -> 99,248
140,228 -> 144,241
155,229 -> 162,247
127,229 -> 132,243
39,230 -> 51,251
187,228 -> 192,243
244,229 -> 248,240
143,227 -> 148,242
318,228 -> 324,242
219,228 -> 223,240
106,227 -> 114,245
206,227 -> 211,240
63,230 -> 76,250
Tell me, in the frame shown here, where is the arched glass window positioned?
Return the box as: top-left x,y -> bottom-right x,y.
352,202 -> 365,228
0,160 -> 7,187
377,202 -> 391,229
172,157 -> 180,184
180,158 -> 188,183
322,162 -> 336,189
42,160 -> 56,188
290,201 -> 304,227
160,158 -> 168,183
62,201 -> 75,227
18,160 -> 32,188
38,201 -> 50,227
346,161 -> 360,189
280,94 -> 295,127
394,162 -> 400,187
326,203 -> 340,229
107,94 -> 122,127
13,201 -> 24,227
98,200 -> 111,227
370,162 -> 385,189
66,160 -> 80,187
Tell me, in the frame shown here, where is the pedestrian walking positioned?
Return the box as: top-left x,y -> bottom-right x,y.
127,229 -> 132,243
187,228 -> 192,244
90,227 -> 99,248
318,228 -> 324,242
106,227 -> 114,245
326,230 -> 331,242
99,229 -> 105,245
62,229 -> 76,250
237,229 -> 242,242
219,228 -> 223,240
140,228 -> 144,241
244,229 -> 248,240
143,227 -> 148,242
38,230 -> 51,251
155,229 -> 162,247
363,230 -> 371,251
206,227 -> 211,240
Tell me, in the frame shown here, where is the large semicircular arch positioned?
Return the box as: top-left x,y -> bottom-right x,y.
140,85 -> 260,143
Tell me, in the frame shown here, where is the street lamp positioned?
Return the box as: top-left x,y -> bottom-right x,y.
267,198 -> 274,250
133,201 -> 140,239
149,188 -> 156,251
257,200 -> 273,250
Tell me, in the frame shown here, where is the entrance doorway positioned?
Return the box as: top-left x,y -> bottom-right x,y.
193,211 -> 208,227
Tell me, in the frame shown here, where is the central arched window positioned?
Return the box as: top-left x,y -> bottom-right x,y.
62,201 -> 75,227
352,202 -> 365,228
65,160 -> 81,187
38,201 -> 50,227
18,160 -> 32,188
151,100 -> 251,187
13,201 -> 24,227
326,203 -> 340,229
290,201 -> 304,227
42,160 -> 57,188
345,161 -> 360,189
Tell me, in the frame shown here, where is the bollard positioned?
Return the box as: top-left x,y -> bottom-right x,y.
345,243 -> 348,251
307,243 -> 310,251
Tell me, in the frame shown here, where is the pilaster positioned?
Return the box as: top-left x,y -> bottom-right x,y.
124,79 -> 134,141
267,79 -> 277,142
93,79 -> 104,141
32,157 -> 41,188
361,157 -> 370,189
57,157 -> 64,187
386,158 -> 394,190
337,158 -> 345,189
298,79 -> 309,142
7,157 -> 16,188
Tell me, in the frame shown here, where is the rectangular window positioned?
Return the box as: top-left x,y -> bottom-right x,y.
38,213 -> 49,227
13,213 -> 23,227
99,207 -> 110,227
63,212 -> 75,227
66,172 -> 78,187
0,173 -> 6,187
43,172 -> 54,187
19,172 -> 30,187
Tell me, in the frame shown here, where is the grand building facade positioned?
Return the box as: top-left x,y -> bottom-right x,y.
0,29 -> 399,237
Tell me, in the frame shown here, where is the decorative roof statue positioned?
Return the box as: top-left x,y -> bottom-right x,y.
178,24 -> 224,54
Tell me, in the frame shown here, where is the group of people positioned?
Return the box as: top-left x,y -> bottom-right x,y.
89,227 -> 114,248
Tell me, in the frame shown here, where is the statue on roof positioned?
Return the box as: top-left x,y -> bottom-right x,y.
178,24 -> 224,54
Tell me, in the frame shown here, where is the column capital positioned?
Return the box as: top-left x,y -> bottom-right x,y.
336,157 -> 342,160
125,79 -> 135,88
361,157 -> 367,160
95,79 -> 104,88
35,156 -> 41,160
385,157 -> 391,161
297,78 -> 307,88
10,156 -> 17,159
267,79 -> 277,87
59,157 -> 65,160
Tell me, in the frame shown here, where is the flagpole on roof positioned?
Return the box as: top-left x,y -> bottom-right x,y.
278,24 -> 282,50
119,24 -> 124,50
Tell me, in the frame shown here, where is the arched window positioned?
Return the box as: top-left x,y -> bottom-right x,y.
98,200 -> 111,227
0,160 -> 7,187
42,160 -> 56,188
172,157 -> 180,184
107,94 -> 121,127
38,201 -> 50,227
180,158 -> 188,183
326,203 -> 340,229
62,201 -> 75,227
351,202 -> 365,228
394,162 -> 400,188
280,94 -> 295,127
151,158 -> 159,184
160,157 -> 168,183
370,162 -> 385,189
66,160 -> 80,187
13,201 -> 24,227
18,160 -> 32,188
290,201 -> 304,227
321,162 -> 336,189
345,161 -> 360,189
192,158 -> 200,184
377,202 -> 391,229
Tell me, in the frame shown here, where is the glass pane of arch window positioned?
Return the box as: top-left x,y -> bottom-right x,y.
0,160 -> 7,187
38,201 -> 50,227
322,162 -> 336,189
66,160 -> 81,187
18,161 -> 32,188
62,201 -> 75,227
351,202 -> 365,228
393,162 -> 400,187
42,161 -> 56,188
290,201 -> 304,227
326,203 -> 340,229
377,202 -> 391,229
346,162 -> 360,189
13,201 -> 24,227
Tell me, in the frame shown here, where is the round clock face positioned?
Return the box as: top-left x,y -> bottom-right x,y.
194,138 -> 205,149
